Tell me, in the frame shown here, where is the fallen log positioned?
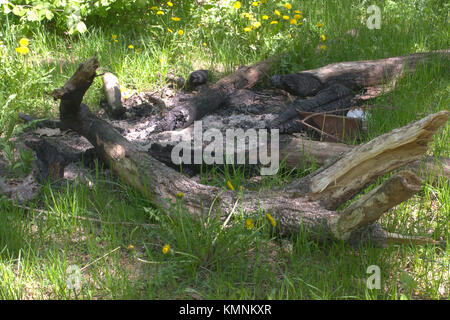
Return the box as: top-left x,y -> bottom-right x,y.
269,50 -> 449,130
47,56 -> 448,247
270,50 -> 450,97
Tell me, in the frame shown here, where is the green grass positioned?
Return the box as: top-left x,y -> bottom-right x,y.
0,0 -> 449,299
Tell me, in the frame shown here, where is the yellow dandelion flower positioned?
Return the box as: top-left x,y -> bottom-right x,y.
15,46 -> 29,55
127,244 -> 135,250
162,244 -> 170,254
245,218 -> 254,230
295,10 -> 301,14
252,1 -> 259,6
128,44 -> 134,49
176,192 -> 184,198
253,21 -> 261,28
317,22 -> 323,28
172,17 -> 180,21
321,34 -> 326,41
290,19 -> 297,24
284,3 -> 292,9
274,10 -> 281,16
177,29 -> 184,35
111,34 -> 117,40
151,6 -> 158,10
294,14 -> 301,19
270,20 -> 278,24
283,15 -> 289,20
320,45 -> 327,50
202,42 -> 207,46
167,1 -> 173,6
157,10 -> 164,15
168,28 -> 173,33
234,1 -> 241,9
297,21 -> 303,26
262,15 -> 269,20
19,38 -> 29,47
227,180 -> 235,190
114,39 -> 118,42
266,213 -> 276,227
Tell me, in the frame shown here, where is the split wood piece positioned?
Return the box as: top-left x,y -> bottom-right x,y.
102,72 -> 126,119
271,50 -> 450,97
49,56 -> 447,246
297,110 -> 449,210
153,55 -> 281,132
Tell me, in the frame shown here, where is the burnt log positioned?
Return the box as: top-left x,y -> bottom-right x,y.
153,56 -> 281,132
271,50 -> 450,97
46,56 -> 448,247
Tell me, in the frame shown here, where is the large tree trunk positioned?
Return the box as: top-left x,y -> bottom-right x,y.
49,56 -> 448,247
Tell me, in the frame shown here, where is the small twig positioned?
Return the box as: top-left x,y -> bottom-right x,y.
80,246 -> 121,272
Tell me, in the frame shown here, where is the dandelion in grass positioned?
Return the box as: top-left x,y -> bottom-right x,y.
284,3 -> 292,9
283,15 -> 289,20
234,1 -> 241,9
253,21 -> 261,28
227,180 -> 235,190
128,44 -> 134,49
15,46 -> 29,55
294,14 -> 301,20
297,21 -> 303,26
162,244 -> 170,255
127,244 -> 135,251
295,10 -> 301,14
176,192 -> 184,198
245,218 -> 254,230
19,38 -> 29,47
321,34 -> 326,41
290,19 -> 297,24
151,6 -> 158,10
317,22 -> 323,28
266,213 -> 276,227
270,21 -> 278,25
202,42 -> 207,46
274,10 -> 281,16
252,1 -> 259,6
262,15 -> 269,20
114,39 -> 118,43
178,29 -> 184,35
244,27 -> 252,32
157,10 -> 164,15
320,45 -> 327,50
167,1 -> 173,6
172,17 -> 180,21
111,34 -> 117,40
168,28 -> 173,33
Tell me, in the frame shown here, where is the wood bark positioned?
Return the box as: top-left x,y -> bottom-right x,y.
47,56 -> 448,247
